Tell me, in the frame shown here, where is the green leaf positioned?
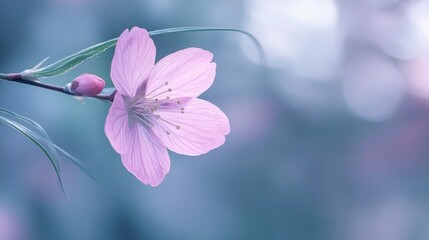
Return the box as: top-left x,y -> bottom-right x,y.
32,39 -> 117,78
22,127 -> 108,193
50,142 -> 108,193
148,27 -> 266,63
0,108 -> 108,196
0,107 -> 60,162
30,27 -> 265,78
0,115 -> 67,197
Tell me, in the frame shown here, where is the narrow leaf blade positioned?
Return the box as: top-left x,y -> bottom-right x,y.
0,115 -> 67,197
30,27 -> 264,78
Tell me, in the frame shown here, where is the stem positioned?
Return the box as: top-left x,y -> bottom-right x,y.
0,73 -> 111,102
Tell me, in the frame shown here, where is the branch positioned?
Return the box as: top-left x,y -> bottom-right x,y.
0,73 -> 112,102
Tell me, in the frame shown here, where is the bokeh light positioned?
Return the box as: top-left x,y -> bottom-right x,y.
242,0 -> 342,79
1,0 -> 429,240
343,52 -> 403,121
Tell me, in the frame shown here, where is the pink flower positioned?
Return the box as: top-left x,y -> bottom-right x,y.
104,27 -> 230,186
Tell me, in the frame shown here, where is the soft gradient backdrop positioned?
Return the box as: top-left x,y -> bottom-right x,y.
1,0 -> 429,239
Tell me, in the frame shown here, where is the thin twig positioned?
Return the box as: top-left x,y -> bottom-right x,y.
0,73 -> 112,102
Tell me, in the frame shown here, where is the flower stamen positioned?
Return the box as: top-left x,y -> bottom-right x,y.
134,113 -> 153,128
145,81 -> 169,97
155,114 -> 181,130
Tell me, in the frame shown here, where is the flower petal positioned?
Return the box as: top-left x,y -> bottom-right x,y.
151,98 -> 230,156
145,48 -> 216,100
121,124 -> 170,186
105,93 -> 132,154
111,27 -> 156,98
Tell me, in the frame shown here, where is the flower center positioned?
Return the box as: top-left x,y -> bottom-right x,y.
130,101 -> 157,128
129,98 -> 184,136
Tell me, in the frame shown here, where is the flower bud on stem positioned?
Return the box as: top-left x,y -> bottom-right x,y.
0,73 -> 111,102
65,74 -> 105,96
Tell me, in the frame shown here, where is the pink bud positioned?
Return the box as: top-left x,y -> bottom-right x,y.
70,73 -> 105,96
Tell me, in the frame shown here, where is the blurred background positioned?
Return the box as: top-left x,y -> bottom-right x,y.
1,0 -> 429,239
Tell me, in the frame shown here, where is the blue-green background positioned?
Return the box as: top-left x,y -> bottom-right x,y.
2,0 -> 429,239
